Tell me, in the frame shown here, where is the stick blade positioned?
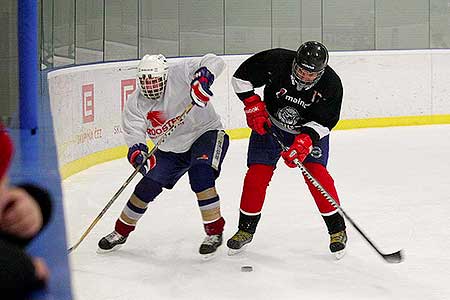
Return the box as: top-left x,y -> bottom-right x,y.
67,241 -> 80,254
382,249 -> 404,263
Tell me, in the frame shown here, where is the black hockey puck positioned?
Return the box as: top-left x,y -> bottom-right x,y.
241,265 -> 253,272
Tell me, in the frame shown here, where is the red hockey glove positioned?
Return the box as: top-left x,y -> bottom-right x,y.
281,134 -> 313,168
190,67 -> 214,108
243,95 -> 272,135
127,143 -> 156,175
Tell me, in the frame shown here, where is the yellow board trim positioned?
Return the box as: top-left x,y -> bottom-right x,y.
60,145 -> 128,179
335,114 -> 450,130
60,114 -> 450,179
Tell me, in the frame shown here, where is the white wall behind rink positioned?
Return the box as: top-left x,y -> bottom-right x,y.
47,50 -> 450,170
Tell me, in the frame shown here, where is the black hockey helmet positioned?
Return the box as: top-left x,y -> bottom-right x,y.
292,41 -> 329,90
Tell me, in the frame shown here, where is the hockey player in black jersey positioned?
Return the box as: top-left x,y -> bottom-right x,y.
227,41 -> 347,259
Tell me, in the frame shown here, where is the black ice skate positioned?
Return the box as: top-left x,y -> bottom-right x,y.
97,231 -> 127,253
329,230 -> 347,259
227,230 -> 254,255
227,212 -> 260,255
199,234 -> 223,259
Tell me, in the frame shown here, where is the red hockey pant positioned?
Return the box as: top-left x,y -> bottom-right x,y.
240,162 -> 340,215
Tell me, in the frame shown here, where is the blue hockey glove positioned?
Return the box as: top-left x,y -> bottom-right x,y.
190,67 -> 214,108
127,143 -> 156,175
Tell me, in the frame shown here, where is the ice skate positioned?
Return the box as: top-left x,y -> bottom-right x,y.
97,231 -> 127,253
329,230 -> 347,259
199,233 -> 223,259
227,229 -> 254,255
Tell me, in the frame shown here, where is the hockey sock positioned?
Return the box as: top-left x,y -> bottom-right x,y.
303,162 -> 341,215
196,186 -> 223,231
323,212 -> 346,234
240,164 -> 274,214
115,194 -> 148,237
204,217 -> 225,235
238,211 -> 261,234
115,177 -> 163,237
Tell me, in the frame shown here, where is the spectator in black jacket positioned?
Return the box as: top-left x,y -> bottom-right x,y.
0,123 -> 52,299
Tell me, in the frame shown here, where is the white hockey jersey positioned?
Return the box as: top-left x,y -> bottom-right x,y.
122,54 -> 225,153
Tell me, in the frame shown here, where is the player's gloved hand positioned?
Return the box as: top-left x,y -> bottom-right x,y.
190,67 -> 215,108
127,143 -> 156,175
281,134 -> 312,168
243,94 -> 272,135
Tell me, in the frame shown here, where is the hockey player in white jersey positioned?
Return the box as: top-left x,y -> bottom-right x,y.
98,54 -> 229,257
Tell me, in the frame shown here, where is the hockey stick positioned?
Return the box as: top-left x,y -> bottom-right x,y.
265,125 -> 403,263
68,102 -> 195,253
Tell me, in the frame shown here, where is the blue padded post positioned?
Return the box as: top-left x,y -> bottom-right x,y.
18,0 -> 38,134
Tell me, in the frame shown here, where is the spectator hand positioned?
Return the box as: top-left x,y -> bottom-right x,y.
32,257 -> 50,283
190,67 -> 214,107
0,176 -> 9,214
281,134 -> 313,168
243,94 -> 272,135
0,187 -> 43,239
127,143 -> 156,175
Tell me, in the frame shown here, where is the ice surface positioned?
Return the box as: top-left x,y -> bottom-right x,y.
63,125 -> 450,300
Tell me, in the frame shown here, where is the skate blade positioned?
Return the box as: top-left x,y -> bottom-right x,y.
333,248 -> 346,260
227,245 -> 247,256
200,252 -> 217,261
96,244 -> 123,254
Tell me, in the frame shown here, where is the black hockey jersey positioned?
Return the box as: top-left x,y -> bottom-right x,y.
232,48 -> 343,143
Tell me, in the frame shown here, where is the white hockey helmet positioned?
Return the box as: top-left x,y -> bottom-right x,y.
137,54 -> 169,100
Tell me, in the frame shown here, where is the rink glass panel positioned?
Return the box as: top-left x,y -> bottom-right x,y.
139,0 -> 179,57
75,0 -> 104,64
53,0 -> 75,67
375,0 -> 429,50
105,0 -> 138,61
0,0 -> 18,124
179,0 -> 224,56
34,0 -> 450,70
322,0 -> 375,50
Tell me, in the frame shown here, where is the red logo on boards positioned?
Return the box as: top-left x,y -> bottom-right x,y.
146,111 -> 166,127
121,79 -> 136,111
82,84 -> 94,123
